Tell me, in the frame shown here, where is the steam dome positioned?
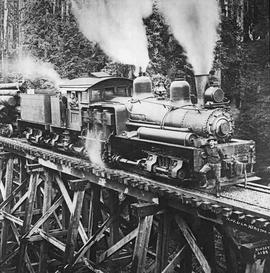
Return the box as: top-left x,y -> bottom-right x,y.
133,76 -> 152,97
170,80 -> 191,105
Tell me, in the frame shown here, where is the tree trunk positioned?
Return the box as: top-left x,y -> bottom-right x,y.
1,0 -> 8,79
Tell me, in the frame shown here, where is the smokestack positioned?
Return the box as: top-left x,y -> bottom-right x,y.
194,74 -> 209,108
138,66 -> 142,77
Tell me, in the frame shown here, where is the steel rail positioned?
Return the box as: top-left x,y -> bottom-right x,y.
237,182 -> 270,194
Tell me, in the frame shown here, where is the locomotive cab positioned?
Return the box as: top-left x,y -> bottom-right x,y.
17,73 -> 132,155
48,74 -> 132,153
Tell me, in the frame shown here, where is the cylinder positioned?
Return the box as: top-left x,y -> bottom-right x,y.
137,127 -> 197,146
170,80 -> 191,105
194,74 -> 209,108
204,86 -> 224,103
0,96 -> 17,106
133,76 -> 152,97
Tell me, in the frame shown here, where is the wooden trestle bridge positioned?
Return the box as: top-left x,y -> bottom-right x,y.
0,136 -> 269,273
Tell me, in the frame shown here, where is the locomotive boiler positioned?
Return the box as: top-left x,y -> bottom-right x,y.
13,71 -> 255,188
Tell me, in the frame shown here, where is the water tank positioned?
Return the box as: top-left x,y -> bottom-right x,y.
170,80 -> 191,105
133,76 -> 152,97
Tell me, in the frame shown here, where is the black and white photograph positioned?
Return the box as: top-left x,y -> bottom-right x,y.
0,0 -> 269,272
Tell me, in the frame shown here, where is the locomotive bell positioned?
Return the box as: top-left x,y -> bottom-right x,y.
170,80 -> 191,105
133,75 -> 152,98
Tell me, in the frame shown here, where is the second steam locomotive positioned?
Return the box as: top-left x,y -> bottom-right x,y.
2,72 -> 256,187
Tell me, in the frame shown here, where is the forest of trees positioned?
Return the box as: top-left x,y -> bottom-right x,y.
0,0 -> 269,176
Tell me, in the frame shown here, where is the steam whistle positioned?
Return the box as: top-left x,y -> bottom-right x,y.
138,67 -> 142,77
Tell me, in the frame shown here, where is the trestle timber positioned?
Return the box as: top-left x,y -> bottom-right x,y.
0,136 -> 269,273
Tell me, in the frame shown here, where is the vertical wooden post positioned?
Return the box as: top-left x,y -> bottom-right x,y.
216,224 -> 238,273
155,211 -> 171,273
0,155 -> 6,202
39,170 -> 53,273
62,202 -> 70,230
131,215 -> 153,273
108,190 -> 120,248
16,171 -> 39,273
81,195 -> 89,228
18,157 -> 27,212
175,215 -> 211,273
64,189 -> 85,265
194,219 -> 216,272
87,185 -> 100,262
203,221 -> 216,272
0,155 -> 14,260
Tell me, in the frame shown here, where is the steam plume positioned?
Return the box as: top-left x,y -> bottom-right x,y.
158,0 -> 220,74
71,0 -> 152,71
85,131 -> 105,167
10,55 -> 62,86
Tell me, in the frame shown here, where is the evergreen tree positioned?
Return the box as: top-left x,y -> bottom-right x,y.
22,0 -> 108,79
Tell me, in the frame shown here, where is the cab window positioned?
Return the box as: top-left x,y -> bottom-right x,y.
116,86 -> 129,96
81,91 -> 89,103
68,91 -> 79,109
104,87 -> 114,100
90,90 -> 102,102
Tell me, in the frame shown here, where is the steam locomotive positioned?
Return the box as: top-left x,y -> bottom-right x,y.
0,71 -> 256,188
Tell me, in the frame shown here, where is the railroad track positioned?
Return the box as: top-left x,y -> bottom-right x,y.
237,181 -> 270,194
0,136 -> 270,235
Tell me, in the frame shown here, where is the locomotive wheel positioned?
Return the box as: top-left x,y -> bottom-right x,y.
177,169 -> 186,180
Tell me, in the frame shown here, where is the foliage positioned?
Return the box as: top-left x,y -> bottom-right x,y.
216,16 -> 243,100
214,1 -> 270,176
22,0 -> 108,79
144,4 -> 187,80
243,0 -> 269,41
102,63 -> 133,78
235,39 -> 270,175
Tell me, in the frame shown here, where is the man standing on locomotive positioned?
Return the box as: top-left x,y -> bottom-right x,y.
199,137 -> 224,197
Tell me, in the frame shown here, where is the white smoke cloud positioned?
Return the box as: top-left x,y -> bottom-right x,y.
71,0 -> 152,71
85,131 -> 105,167
158,0 -> 220,75
10,55 -> 62,86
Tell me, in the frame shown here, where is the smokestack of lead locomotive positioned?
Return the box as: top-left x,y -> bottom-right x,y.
0,82 -> 22,123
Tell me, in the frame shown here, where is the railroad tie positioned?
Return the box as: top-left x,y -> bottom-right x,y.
231,210 -> 245,220
221,207 -> 232,217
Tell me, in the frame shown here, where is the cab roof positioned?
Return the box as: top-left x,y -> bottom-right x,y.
59,76 -> 133,92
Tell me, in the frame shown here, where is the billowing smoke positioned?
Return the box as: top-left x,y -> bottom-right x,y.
10,55 -> 62,86
158,0 -> 220,75
71,0 -> 152,71
85,131 -> 105,167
